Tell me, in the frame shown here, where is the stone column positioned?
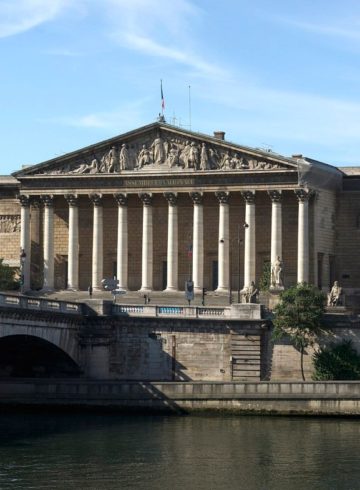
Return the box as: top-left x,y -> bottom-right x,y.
41,195 -> 54,291
295,189 -> 312,283
114,193 -> 128,290
90,193 -> 103,290
19,195 -> 31,291
241,191 -> 256,290
164,192 -> 178,291
139,193 -> 153,292
215,191 -> 230,293
65,194 -> 79,290
268,190 -> 284,290
190,192 -> 204,292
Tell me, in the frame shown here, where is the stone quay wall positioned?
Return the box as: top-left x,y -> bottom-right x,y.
1,380 -> 360,415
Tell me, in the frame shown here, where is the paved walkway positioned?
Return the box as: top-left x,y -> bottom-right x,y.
20,288 -> 236,307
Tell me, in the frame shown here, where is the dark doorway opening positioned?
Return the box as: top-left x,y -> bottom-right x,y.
212,260 -> 218,291
162,261 -> 167,290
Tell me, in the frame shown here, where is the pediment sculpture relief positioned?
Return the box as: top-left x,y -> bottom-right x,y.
38,133 -> 284,175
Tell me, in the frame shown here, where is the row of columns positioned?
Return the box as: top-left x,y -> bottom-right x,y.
18,189 -> 313,292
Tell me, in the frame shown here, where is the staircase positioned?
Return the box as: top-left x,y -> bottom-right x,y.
231,333 -> 261,381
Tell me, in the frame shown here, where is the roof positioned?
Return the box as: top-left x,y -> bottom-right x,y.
339,167 -> 360,176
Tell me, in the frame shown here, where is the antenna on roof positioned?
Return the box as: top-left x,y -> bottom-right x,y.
188,85 -> 192,131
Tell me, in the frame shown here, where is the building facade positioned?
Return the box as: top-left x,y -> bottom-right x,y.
0,121 -> 358,299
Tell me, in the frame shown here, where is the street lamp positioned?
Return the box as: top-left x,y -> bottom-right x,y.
19,247 -> 26,294
237,223 -> 248,303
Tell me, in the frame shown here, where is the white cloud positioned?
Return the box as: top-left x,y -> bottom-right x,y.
37,99 -> 150,130
0,0 -> 71,38
121,32 -> 224,77
103,0 -> 225,77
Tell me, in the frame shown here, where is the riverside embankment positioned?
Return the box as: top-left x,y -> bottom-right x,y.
1,380 -> 360,415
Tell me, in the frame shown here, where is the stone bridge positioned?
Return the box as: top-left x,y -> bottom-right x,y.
0,292 -> 271,381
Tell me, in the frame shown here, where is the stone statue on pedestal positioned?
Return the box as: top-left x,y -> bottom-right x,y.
271,256 -> 284,288
243,281 -> 258,303
328,281 -> 342,306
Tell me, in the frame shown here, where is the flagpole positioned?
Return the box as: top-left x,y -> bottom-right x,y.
161,79 -> 165,116
188,85 -> 192,131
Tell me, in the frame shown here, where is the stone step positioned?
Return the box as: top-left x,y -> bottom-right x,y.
233,360 -> 260,366
231,346 -> 261,350
232,370 -> 261,377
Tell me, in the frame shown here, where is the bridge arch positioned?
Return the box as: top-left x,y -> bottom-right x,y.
0,334 -> 82,378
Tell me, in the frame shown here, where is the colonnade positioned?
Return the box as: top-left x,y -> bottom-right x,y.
18,189 -> 313,293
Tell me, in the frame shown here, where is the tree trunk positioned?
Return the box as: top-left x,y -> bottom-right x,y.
300,345 -> 305,381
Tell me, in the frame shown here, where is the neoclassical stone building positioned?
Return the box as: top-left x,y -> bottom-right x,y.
0,120 -> 358,298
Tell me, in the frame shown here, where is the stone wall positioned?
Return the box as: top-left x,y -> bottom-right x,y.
336,190 -> 360,291
270,325 -> 360,381
2,379 -> 360,415
313,189 -> 337,291
0,198 -> 21,266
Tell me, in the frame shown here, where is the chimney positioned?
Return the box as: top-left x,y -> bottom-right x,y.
213,131 -> 225,140
292,154 -> 303,159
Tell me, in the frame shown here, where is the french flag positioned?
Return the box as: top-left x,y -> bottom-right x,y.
161,80 -> 165,111
187,243 -> 193,258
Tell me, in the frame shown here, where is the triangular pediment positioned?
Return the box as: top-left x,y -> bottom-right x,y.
13,122 -> 299,178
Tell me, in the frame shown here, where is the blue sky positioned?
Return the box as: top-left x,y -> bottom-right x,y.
1,0 -> 360,174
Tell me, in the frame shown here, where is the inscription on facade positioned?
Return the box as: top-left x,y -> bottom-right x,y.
124,178 -> 195,187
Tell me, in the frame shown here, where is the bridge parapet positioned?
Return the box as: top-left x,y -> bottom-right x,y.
112,303 -> 263,320
0,293 -> 83,316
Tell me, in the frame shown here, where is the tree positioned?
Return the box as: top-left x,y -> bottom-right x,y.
0,258 -> 19,291
313,341 -> 360,380
272,283 -> 326,381
259,261 -> 271,292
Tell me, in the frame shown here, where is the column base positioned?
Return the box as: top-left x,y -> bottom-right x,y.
163,287 -> 179,293
67,287 -> 79,292
214,287 -> 230,295
138,288 -> 152,293
40,287 -> 55,293
194,287 -> 204,294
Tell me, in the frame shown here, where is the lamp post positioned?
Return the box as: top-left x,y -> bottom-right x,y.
19,247 -> 26,294
237,223 -> 248,303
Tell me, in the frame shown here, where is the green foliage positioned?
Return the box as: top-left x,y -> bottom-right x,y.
272,283 -> 327,380
259,261 -> 271,292
0,259 -> 19,291
313,341 -> 360,380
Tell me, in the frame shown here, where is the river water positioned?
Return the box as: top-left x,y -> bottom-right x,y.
0,413 -> 359,489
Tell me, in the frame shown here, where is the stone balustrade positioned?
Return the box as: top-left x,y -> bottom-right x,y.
112,303 -> 262,320
0,293 -> 83,315
0,293 -> 262,319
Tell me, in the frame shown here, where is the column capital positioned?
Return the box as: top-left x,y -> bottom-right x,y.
268,190 -> 282,203
114,193 -> 128,206
190,192 -> 203,205
215,191 -> 230,204
164,192 -> 178,206
139,193 -> 153,206
295,189 -> 313,202
65,194 -> 79,207
89,193 -> 103,206
241,190 -> 256,204
18,194 -> 30,207
41,195 -> 54,207
31,199 -> 41,209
